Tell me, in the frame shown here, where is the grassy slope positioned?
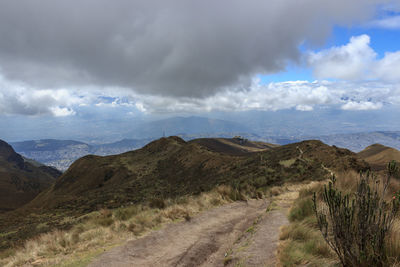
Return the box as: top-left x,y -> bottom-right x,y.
0,137 -> 367,251
358,143 -> 400,171
189,137 -> 278,155
0,140 -> 61,212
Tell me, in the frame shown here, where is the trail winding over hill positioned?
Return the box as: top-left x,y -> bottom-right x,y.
89,194 -> 292,267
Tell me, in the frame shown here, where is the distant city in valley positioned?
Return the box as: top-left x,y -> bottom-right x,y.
8,116 -> 400,171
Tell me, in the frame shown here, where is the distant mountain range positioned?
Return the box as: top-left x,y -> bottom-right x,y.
314,131 -> 400,152
131,116 -> 248,138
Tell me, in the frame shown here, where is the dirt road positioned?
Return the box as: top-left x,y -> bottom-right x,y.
89,194 -> 293,267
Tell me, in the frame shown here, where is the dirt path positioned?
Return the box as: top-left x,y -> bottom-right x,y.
225,188 -> 300,267
89,189 -> 298,267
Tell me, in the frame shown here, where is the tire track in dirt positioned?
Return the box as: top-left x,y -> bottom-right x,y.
224,189 -> 297,267
88,199 -> 269,267
88,184 -> 308,267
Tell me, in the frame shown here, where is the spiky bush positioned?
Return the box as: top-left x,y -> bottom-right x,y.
313,161 -> 400,267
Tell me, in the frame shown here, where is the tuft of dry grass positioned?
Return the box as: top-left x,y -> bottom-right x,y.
268,186 -> 284,197
386,218 -> 400,265
0,184 -> 252,267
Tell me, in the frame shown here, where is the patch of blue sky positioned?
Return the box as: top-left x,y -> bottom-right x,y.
326,25 -> 400,58
259,13 -> 400,85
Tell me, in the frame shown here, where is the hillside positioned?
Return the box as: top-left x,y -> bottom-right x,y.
0,140 -> 61,212
0,137 -> 368,250
357,143 -> 400,171
25,137 -> 366,212
189,137 -> 278,155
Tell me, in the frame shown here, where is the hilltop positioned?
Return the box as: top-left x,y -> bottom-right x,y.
357,143 -> 400,171
189,137 -> 278,155
0,140 -> 61,212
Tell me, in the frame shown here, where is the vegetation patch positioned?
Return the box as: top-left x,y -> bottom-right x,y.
279,181 -> 336,267
280,165 -> 400,267
0,185 -> 254,266
279,158 -> 296,168
313,163 -> 400,266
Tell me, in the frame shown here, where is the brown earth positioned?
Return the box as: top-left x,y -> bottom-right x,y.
88,199 -> 274,267
88,185 -> 304,267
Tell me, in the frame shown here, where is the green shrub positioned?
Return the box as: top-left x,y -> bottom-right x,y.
313,162 -> 400,267
149,197 -> 166,209
289,197 -> 314,222
114,205 -> 139,221
95,217 -> 114,227
228,189 -> 246,201
92,208 -> 114,227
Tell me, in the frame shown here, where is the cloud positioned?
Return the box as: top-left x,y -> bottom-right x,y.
296,105 -> 314,111
308,34 -> 400,82
0,0 -> 389,98
50,107 -> 76,117
308,35 -> 376,80
0,76 -> 82,116
368,15 -> 400,29
1,73 -> 396,115
341,101 -> 383,110
130,79 -> 394,114
375,51 -> 400,81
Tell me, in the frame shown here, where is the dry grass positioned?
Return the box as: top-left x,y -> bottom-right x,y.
278,181 -> 337,267
0,185 -> 249,267
386,218 -> 400,265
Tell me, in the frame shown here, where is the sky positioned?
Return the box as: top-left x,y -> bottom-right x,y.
1,0 -> 400,142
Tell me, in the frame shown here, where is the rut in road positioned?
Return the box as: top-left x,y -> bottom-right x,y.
89,188 -> 298,267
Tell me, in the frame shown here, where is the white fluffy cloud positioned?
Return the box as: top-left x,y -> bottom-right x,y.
308,34 -> 400,82
130,79 -> 396,113
0,75 -> 83,116
375,51 -> 400,81
308,35 -> 376,80
0,76 -> 397,115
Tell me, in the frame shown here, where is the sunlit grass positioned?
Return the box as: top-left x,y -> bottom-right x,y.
0,185 -> 258,267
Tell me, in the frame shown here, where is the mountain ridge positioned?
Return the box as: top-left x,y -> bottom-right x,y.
0,139 -> 62,212
357,143 -> 400,171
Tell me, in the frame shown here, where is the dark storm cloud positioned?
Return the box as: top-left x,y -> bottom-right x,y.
0,0 -> 387,97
